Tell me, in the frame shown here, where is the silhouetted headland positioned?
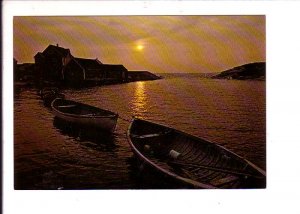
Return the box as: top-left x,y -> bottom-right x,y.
14,44 -> 162,88
127,71 -> 162,82
211,62 -> 266,80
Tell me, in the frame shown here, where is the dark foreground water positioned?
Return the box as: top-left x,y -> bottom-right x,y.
14,74 -> 266,189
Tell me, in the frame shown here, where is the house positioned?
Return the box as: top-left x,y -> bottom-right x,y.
15,63 -> 36,81
14,58 -> 18,80
98,64 -> 128,83
62,57 -> 128,85
34,44 -> 72,81
62,57 -> 104,85
14,58 -> 17,68
34,44 -> 128,86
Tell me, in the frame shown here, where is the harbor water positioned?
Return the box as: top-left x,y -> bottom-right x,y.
14,74 -> 266,189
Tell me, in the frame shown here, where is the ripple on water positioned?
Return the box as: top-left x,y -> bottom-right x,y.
14,78 -> 266,189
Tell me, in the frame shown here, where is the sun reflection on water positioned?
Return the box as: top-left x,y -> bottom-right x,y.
132,81 -> 147,118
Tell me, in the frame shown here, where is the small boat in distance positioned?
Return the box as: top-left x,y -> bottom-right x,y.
51,98 -> 118,133
127,118 -> 266,189
40,87 -> 65,107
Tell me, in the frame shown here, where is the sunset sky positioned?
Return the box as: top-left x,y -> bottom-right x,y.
14,16 -> 265,73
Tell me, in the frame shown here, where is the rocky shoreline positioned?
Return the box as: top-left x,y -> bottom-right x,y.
211,62 -> 266,80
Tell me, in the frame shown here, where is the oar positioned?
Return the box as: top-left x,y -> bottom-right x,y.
169,161 -> 264,179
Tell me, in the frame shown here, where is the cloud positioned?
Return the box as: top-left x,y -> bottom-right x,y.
14,16 -> 265,73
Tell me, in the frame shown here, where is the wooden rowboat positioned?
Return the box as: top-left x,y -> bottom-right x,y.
51,98 -> 118,133
127,118 -> 266,189
40,87 -> 65,107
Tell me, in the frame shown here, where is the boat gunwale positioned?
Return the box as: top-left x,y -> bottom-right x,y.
127,118 -> 217,188
51,98 -> 118,119
127,117 -> 266,188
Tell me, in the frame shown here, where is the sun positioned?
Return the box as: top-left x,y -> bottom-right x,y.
136,44 -> 144,51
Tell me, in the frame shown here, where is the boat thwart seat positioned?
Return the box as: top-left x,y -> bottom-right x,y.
131,133 -> 162,139
127,118 -> 266,189
131,130 -> 171,139
57,105 -> 76,108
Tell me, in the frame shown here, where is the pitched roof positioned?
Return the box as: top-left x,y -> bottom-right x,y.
74,57 -> 103,70
43,44 -> 70,56
34,52 -> 44,58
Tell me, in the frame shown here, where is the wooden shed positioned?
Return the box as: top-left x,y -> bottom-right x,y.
62,57 -> 104,84
34,44 -> 72,81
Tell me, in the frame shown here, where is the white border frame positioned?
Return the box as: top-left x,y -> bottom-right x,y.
3,1 -> 300,214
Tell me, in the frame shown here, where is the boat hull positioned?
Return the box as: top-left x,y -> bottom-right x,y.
127,118 -> 266,189
40,87 -> 65,107
51,98 -> 118,133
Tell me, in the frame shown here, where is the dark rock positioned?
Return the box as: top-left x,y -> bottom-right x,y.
127,71 -> 162,82
211,62 -> 266,80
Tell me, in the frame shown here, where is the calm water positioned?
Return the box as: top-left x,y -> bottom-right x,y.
14,74 -> 266,189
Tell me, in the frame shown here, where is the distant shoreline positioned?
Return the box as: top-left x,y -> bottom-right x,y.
211,62 -> 266,80
14,61 -> 266,90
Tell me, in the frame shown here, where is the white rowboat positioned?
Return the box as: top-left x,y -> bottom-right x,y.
51,98 -> 118,133
127,118 -> 266,189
